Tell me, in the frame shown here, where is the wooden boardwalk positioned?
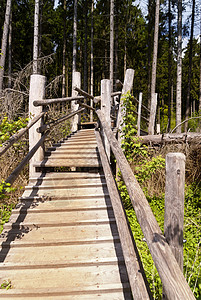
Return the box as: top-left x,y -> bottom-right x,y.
0,129 -> 132,299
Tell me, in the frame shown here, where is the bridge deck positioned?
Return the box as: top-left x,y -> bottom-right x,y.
0,129 -> 132,299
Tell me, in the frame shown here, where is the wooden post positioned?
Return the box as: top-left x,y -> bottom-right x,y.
164,153 -> 185,268
116,69 -> 135,136
137,92 -> 142,136
71,71 -> 81,132
29,74 -> 46,178
148,93 -> 157,135
101,79 -> 111,161
163,152 -> 186,299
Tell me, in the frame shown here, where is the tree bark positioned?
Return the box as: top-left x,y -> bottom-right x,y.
72,0 -> 77,74
184,0 -> 195,131
176,0 -> 182,133
90,0 -> 94,122
110,0 -> 114,92
139,132 -> 201,145
62,0 -> 67,98
168,0 -> 172,131
33,0 -> 40,74
149,0 -> 160,134
0,0 -> 12,93
83,0 -> 88,92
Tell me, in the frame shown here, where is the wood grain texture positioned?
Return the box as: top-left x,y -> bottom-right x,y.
96,109 -> 195,300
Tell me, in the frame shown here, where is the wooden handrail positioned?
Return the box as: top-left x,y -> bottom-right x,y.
73,86 -> 121,104
133,110 -> 149,123
133,97 -> 150,113
96,109 -> 195,300
0,111 -> 47,157
33,96 -> 84,106
95,128 -> 152,299
37,108 -> 85,133
5,132 -> 49,186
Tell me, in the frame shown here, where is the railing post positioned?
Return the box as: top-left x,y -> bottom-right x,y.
29,74 -> 46,178
101,79 -> 111,161
148,92 -> 158,135
116,69 -> 135,138
137,92 -> 142,136
71,71 -> 81,132
163,152 -> 186,298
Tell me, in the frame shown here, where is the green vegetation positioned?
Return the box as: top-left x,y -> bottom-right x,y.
0,280 -> 12,290
0,116 -> 29,145
118,93 -> 201,299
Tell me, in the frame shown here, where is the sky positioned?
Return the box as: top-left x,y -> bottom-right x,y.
54,0 -> 200,48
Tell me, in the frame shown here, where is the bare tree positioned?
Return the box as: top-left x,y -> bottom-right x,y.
185,0 -> 195,131
33,0 -> 40,74
110,0 -> 114,92
0,0 -> 12,93
83,0 -> 88,92
167,0 -> 172,131
176,0 -> 182,133
90,0 -> 94,122
62,0 -> 67,98
72,0 -> 77,75
148,0 -> 160,134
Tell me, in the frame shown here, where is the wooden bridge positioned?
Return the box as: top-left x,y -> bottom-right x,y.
0,70 -> 195,299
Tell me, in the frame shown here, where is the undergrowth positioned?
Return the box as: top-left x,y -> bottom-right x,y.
118,92 -> 201,299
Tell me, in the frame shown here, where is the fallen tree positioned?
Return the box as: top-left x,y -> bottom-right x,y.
139,132 -> 201,145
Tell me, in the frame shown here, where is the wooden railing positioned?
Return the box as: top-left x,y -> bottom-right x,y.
0,70 -> 196,300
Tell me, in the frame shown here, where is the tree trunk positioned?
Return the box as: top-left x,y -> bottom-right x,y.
148,0 -> 160,135
147,0 -> 152,109
184,0 -> 195,131
176,0 -> 182,133
72,0 -> 77,74
168,0 -> 172,131
110,0 -> 114,92
83,0 -> 88,92
90,0 -> 94,122
62,0 -> 67,98
0,0 -> 12,93
8,10 -> 12,89
33,0 -> 40,74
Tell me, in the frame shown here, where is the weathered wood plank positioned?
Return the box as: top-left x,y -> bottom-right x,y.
33,96 -> 84,106
95,128 -> 152,300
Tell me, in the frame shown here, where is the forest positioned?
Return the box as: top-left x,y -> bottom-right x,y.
0,0 -> 201,298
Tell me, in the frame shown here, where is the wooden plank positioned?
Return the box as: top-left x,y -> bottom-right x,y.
0,265 -> 130,291
1,242 -> 123,265
96,109 -> 195,300
95,129 -> 151,300
0,223 -> 119,246
0,290 -> 132,299
33,96 -> 84,106
164,153 -> 185,269
33,158 -> 101,168
21,184 -> 108,199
